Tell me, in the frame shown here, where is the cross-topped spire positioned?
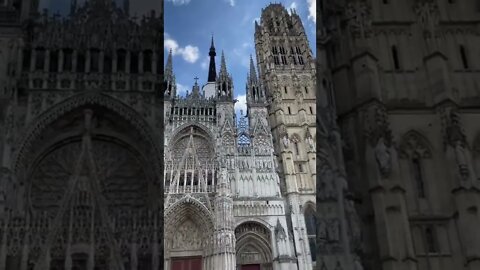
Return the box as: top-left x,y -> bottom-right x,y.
194,76 -> 199,85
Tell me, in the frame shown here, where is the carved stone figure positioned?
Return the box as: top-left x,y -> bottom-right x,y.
375,137 -> 392,177
283,135 -> 290,148
454,141 -> 470,180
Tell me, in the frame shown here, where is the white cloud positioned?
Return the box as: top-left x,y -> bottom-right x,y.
164,36 -> 200,63
307,0 -> 316,22
235,94 -> 247,115
166,0 -> 191,5
181,45 -> 200,63
226,0 -> 235,7
253,17 -> 260,24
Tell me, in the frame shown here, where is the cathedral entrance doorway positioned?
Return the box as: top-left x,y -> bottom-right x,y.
171,256 -> 202,270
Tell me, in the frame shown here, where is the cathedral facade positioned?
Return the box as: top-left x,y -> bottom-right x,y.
163,5 -> 317,270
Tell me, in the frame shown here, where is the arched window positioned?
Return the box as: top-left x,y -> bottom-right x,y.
294,142 -> 299,155
460,45 -> 469,69
412,157 -> 426,198
304,205 -> 317,262
392,45 -> 400,70
425,226 -> 438,253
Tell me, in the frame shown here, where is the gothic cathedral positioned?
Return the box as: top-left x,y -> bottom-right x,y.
163,4 -> 319,270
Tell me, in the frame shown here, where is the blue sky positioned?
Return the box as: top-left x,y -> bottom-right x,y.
165,0 -> 316,114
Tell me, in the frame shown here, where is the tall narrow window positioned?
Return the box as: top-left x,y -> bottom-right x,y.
288,106 -> 291,114
392,45 -> 400,70
304,86 -> 308,94
294,142 -> 299,155
309,107 -> 313,114
425,226 -> 438,253
305,206 -> 317,262
460,45 -> 469,69
284,86 -> 288,94
298,56 -> 304,65
412,158 -> 426,198
298,163 -> 303,172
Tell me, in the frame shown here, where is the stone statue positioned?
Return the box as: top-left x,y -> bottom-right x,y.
375,137 -> 392,177
306,136 -> 315,151
283,135 -> 290,148
454,141 -> 469,179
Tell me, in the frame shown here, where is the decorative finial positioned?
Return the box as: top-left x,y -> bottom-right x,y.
194,76 -> 199,85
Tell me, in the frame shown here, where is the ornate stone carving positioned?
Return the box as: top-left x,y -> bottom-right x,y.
345,0 -> 372,39
374,137 -> 392,178
414,0 -> 439,37
399,131 -> 432,159
172,219 -> 203,250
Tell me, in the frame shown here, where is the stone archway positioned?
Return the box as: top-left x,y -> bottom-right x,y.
2,93 -> 162,270
235,221 -> 273,270
164,198 -> 214,270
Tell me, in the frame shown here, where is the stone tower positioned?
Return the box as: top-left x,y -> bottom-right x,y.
254,3 -> 318,270
320,0 -> 480,270
254,3 -> 364,270
0,0 -> 163,269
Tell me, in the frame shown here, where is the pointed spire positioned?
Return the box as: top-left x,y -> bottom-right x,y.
164,49 -> 176,97
220,50 -> 228,75
249,55 -> 257,82
207,36 -> 217,82
165,49 -> 173,75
